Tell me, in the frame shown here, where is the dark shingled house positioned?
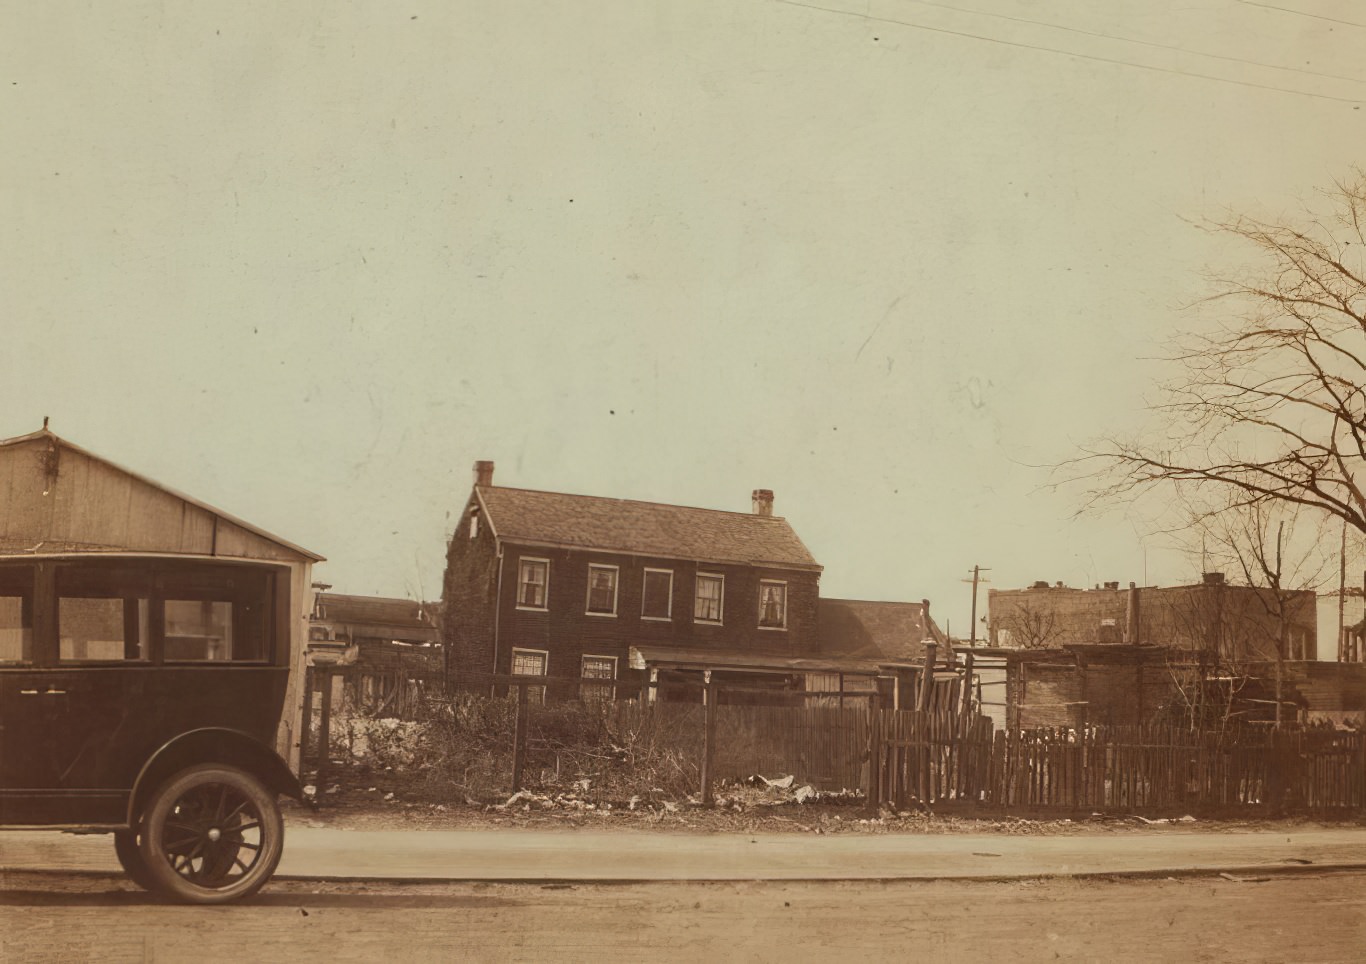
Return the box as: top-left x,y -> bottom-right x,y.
442,461 -> 826,698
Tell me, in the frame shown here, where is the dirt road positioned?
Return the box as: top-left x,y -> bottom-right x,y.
3,870 -> 1363,963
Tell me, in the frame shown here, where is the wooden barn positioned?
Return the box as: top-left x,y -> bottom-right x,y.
0,425 -> 323,768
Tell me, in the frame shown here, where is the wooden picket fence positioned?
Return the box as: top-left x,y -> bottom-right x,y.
876,719 -> 1366,813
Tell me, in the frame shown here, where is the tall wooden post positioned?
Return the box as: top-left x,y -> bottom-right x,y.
700,671 -> 717,806
866,688 -> 884,816
316,664 -> 334,793
512,680 -> 529,792
918,643 -> 937,712
300,665 -> 315,777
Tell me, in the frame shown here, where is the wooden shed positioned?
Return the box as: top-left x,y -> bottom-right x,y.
0,425 -> 324,768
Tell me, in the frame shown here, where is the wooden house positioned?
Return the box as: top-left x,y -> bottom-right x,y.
442,460 -> 827,699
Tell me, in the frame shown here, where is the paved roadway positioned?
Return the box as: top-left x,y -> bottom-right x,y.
3,826 -> 1366,881
3,869 -> 1364,963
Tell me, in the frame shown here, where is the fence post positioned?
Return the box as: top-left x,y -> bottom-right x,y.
300,664 -> 315,779
512,680 -> 529,792
700,671 -> 717,806
316,664 -> 334,794
865,690 -> 883,816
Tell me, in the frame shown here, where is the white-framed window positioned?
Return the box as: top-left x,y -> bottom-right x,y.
759,580 -> 787,629
580,654 -> 617,702
585,564 -> 619,616
694,573 -> 724,624
468,507 -> 480,539
511,647 -> 548,704
642,568 -> 673,621
517,557 -> 549,611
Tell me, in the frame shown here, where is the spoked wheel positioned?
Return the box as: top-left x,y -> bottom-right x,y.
113,828 -> 159,892
138,764 -> 284,904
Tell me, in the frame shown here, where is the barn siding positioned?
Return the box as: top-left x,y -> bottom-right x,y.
0,437 -> 305,563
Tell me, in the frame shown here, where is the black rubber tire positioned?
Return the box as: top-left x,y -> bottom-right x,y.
113,828 -> 159,892
138,764 -> 285,905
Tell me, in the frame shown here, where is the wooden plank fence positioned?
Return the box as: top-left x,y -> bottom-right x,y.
301,664 -> 1366,814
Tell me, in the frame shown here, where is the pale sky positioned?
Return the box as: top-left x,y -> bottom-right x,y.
5,1 -> 1365,637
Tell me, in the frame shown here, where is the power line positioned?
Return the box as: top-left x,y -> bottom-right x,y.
1235,0 -> 1366,30
772,0 -> 1365,105
892,0 -> 1366,86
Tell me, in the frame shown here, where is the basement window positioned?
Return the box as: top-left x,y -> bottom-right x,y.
580,654 -> 617,702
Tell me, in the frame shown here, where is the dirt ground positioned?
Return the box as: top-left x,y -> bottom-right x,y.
4,868 -> 1363,963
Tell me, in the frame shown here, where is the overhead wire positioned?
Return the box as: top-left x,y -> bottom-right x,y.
890,0 -> 1366,86
1235,0 -> 1366,30
771,0 -> 1366,105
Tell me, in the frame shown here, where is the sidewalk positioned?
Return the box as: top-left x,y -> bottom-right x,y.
3,827 -> 1366,882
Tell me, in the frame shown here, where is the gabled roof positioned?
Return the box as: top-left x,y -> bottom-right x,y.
818,598 -> 945,661
474,484 -> 820,571
629,644 -> 908,675
0,427 -> 324,562
315,593 -> 435,629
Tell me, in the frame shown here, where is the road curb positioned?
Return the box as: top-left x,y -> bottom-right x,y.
5,861 -> 1365,887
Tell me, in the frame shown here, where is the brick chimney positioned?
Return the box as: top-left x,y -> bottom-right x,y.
752,489 -> 774,517
473,460 -> 495,487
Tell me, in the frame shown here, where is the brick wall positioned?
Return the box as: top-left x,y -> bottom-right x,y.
990,583 -> 1317,662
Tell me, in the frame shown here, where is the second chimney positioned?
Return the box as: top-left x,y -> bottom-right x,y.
752,489 -> 774,517
474,460 -> 495,487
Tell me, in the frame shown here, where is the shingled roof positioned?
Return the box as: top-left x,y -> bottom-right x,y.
475,485 -> 821,571
818,598 -> 945,661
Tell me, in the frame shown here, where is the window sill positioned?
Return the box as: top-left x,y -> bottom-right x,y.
515,605 -> 549,613
758,625 -> 788,631
641,615 -> 672,623
693,619 -> 723,627
584,611 -> 618,618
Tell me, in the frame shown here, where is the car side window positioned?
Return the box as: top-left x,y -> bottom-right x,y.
57,565 -> 151,662
0,566 -> 34,664
160,567 -> 270,662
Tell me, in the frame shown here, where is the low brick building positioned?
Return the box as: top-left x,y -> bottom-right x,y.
989,576 -> 1316,664
442,462 -> 823,697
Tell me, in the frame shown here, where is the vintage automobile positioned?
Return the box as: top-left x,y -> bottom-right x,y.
0,554 -> 305,903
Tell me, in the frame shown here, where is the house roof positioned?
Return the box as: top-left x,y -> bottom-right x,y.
475,485 -> 821,571
817,598 -> 946,661
0,427 -> 324,562
314,592 -> 436,633
629,644 -> 911,676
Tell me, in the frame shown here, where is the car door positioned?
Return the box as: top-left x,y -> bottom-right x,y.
0,562 -> 73,824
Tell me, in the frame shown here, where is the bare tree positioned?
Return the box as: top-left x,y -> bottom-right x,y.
994,598 -> 1064,650
1076,173 -> 1366,538
1191,499 -> 1328,727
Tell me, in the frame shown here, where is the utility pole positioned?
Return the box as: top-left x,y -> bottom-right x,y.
963,566 -> 992,647
1338,521 -> 1347,663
